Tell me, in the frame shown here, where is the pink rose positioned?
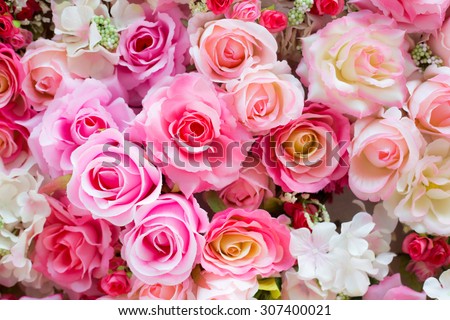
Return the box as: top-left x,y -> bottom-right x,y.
407,66 -> 450,139
0,117 -> 29,166
67,128 -> 162,226
201,208 -> 295,279
297,11 -> 412,118
195,271 -> 258,300
207,0 -> 233,14
21,39 -> 74,111
7,28 -> 32,50
189,16 -> 278,82
33,196 -> 119,294
0,43 -> 25,109
311,0 -> 345,16
349,0 -> 450,34
256,102 -> 350,193
426,237 -> 450,267
363,274 -> 426,300
430,18 -> 450,67
121,194 -> 209,285
225,61 -> 305,134
402,233 -> 433,262
349,108 -> 425,201
26,79 -> 135,178
99,271 -> 131,297
225,0 -> 261,22
259,10 -> 288,33
406,261 -> 437,282
129,277 -> 195,300
218,157 -> 274,211
128,72 -> 252,197
117,5 -> 190,106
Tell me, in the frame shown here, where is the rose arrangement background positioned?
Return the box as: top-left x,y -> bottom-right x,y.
1,0 -> 450,300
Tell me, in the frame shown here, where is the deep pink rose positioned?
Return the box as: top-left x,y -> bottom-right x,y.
7,28 -> 32,50
311,0 -> 345,16
189,16 -> 278,82
257,102 -> 350,193
426,237 -> 450,267
364,274 -> 426,300
406,260 -> 437,282
67,128 -> 162,226
207,0 -> 233,14
0,117 -> 28,166
33,196 -> 119,294
297,11 -> 412,118
201,208 -> 295,279
128,72 -> 252,197
26,78 -> 135,178
0,14 -> 18,39
117,4 -> 190,106
349,108 -> 425,201
259,10 -> 288,33
99,271 -> 131,297
218,157 -> 274,211
225,0 -> 261,22
22,39 -> 74,111
407,66 -> 450,139
402,233 -> 433,261
121,194 -> 209,285
0,43 -> 25,109
349,0 -> 450,34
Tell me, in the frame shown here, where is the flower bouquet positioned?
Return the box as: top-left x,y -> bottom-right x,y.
1,0 -> 450,300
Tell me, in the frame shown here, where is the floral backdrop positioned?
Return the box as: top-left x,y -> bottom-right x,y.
0,0 -> 450,300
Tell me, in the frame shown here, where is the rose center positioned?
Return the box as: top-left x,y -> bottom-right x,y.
284,129 -> 320,158
135,36 -> 154,52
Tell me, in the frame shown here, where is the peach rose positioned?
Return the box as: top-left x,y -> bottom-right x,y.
297,11 -> 413,118
189,14 -> 277,82
225,61 -> 304,134
349,108 -> 425,201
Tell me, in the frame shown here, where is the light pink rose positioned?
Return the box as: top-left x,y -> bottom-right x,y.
256,102 -> 350,193
219,157 -> 274,211
407,66 -> 450,139
225,61 -> 305,134
225,0 -> 261,22
349,0 -> 450,34
430,17 -> 450,67
33,196 -> 119,294
128,72 -> 252,197
67,128 -> 162,226
364,274 -> 427,300
21,39 -> 74,111
201,208 -> 295,279
129,277 -> 195,300
281,268 -> 336,300
349,108 -> 425,201
121,194 -> 209,285
26,78 -> 134,178
0,43 -> 25,109
117,4 -> 190,106
297,11 -> 412,118
195,271 -> 259,300
189,15 -> 278,82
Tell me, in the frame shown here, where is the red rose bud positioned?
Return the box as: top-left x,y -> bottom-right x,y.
0,14 -> 18,40
402,233 -> 433,261
16,0 -> 41,21
259,9 -> 288,33
311,0 -> 345,16
206,0 -> 233,15
283,202 -> 317,230
426,237 -> 450,267
99,271 -> 131,297
0,1 -> 9,15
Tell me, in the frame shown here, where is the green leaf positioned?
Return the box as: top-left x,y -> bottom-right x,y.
203,191 -> 227,213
